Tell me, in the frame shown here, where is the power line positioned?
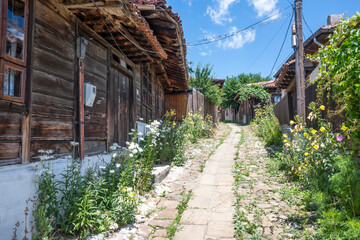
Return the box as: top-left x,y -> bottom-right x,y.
91,0 -> 160,54
187,6 -> 292,46
246,12 -> 292,71
302,14 -> 314,35
269,9 -> 294,77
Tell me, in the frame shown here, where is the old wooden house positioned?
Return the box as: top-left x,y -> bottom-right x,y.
273,15 -> 341,126
0,0 -> 189,166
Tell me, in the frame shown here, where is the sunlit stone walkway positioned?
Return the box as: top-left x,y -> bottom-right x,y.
174,124 -> 241,240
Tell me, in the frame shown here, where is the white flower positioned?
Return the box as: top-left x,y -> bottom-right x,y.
110,170 -> 115,173
110,146 -> 116,151
131,128 -> 135,132
138,132 -> 143,136
139,117 -> 144,121
109,225 -> 114,230
112,153 -> 117,158
38,149 -> 45,153
129,153 -> 134,157
70,141 -> 79,146
126,141 -> 130,145
133,148 -> 138,154
139,137 -> 144,141
116,163 -> 121,168
99,166 -> 106,169
114,223 -> 119,229
138,148 -> 143,153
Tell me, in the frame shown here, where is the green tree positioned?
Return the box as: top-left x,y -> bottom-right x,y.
314,12 -> 360,146
189,63 -> 222,106
221,73 -> 270,109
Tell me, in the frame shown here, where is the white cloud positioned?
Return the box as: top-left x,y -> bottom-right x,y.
200,50 -> 213,56
219,27 -> 256,49
248,0 -> 278,17
184,0 -> 192,7
206,0 -> 239,25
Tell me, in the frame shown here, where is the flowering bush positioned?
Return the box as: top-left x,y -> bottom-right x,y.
280,102 -> 360,238
180,110 -> 213,144
33,152 -> 138,239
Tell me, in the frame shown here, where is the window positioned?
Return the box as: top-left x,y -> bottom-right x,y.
0,0 -> 27,102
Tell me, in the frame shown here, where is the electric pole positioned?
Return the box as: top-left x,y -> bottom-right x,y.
294,0 -> 306,119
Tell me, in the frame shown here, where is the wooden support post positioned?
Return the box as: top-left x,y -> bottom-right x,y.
22,0 -> 35,164
295,0 -> 306,119
79,60 -> 85,161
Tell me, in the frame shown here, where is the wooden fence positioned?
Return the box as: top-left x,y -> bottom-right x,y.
274,84 -> 343,129
165,88 -> 219,123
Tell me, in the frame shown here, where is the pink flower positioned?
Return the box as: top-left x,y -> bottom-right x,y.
336,135 -> 343,142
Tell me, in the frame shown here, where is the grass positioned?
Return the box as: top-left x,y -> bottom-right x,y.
166,191 -> 193,239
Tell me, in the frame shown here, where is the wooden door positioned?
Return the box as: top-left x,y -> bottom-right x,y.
109,66 -> 132,147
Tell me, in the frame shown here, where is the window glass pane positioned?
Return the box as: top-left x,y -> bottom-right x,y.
6,24 -> 24,60
7,0 -> 25,29
4,66 -> 22,97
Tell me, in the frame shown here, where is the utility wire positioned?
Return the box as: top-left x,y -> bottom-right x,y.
268,9 -> 294,77
303,14 -> 314,35
246,12 -> 291,71
91,0 -> 160,54
98,8 -> 126,56
187,6 -> 291,46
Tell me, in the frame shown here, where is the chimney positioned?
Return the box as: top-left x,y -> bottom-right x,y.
327,14 -> 342,25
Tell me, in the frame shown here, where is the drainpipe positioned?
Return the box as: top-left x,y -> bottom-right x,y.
314,38 -> 324,47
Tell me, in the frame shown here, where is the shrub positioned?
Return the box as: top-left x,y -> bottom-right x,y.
33,153 -> 138,239
251,103 -> 282,146
276,102 -> 360,239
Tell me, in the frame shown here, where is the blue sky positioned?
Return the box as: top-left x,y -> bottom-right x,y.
166,0 -> 359,79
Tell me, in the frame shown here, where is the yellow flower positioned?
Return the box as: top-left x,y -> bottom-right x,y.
122,187 -> 127,192
311,129 -> 317,135
341,125 -> 348,131
320,127 -> 326,132
290,120 -> 295,125
314,145 -> 319,150
283,139 -> 287,143
173,122 -> 176,126
319,105 -> 325,111
304,132 -> 308,137
304,152 -> 309,156
283,134 -> 288,138
130,192 -> 135,199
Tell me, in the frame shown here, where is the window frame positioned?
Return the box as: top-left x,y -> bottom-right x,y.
0,0 -> 28,103
0,59 -> 26,102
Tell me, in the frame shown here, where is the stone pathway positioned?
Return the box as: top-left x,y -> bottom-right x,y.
102,123 -> 232,240
174,124 -> 241,240
233,126 -> 314,240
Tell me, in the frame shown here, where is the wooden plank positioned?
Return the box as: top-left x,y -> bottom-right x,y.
34,22 -> 75,60
35,0 -> 76,38
84,124 -> 107,138
84,140 -> 106,154
33,46 -> 75,81
86,40 -> 107,61
32,92 -> 74,112
31,118 -> 73,138
0,142 -> 21,160
33,69 -> 75,99
84,71 -> 107,92
84,54 -> 107,79
79,61 -> 85,160
30,141 -> 72,158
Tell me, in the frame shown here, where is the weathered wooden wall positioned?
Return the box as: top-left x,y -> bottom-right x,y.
83,38 -> 108,153
31,1 -> 76,160
165,89 -> 219,123
0,0 -> 174,165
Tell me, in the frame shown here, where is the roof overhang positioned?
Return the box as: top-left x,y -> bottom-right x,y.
60,0 -> 167,64
133,0 -> 189,92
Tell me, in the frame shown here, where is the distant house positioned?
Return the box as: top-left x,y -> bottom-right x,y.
273,15 -> 342,126
232,80 -> 280,124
